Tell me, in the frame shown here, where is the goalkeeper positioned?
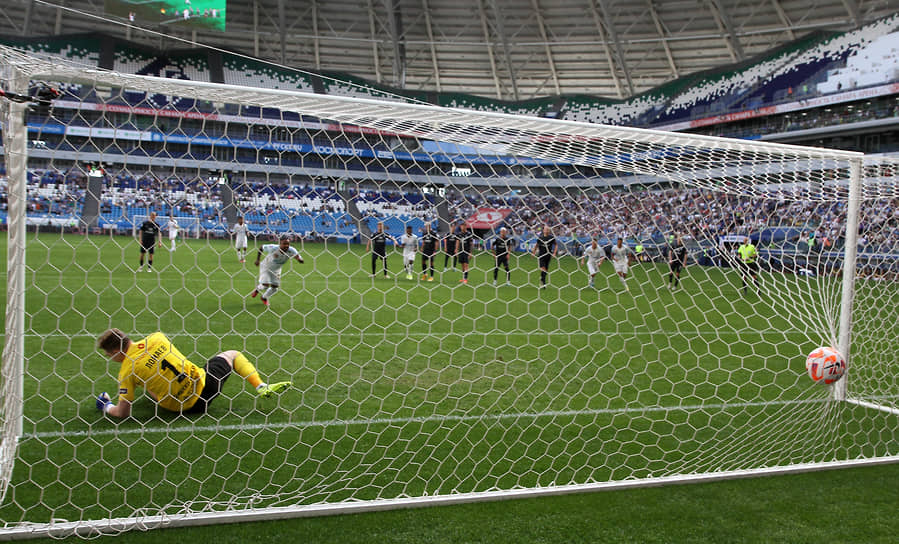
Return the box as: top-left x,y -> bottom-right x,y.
95,329 -> 291,418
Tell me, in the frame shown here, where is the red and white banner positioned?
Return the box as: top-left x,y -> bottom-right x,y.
465,208 -> 511,229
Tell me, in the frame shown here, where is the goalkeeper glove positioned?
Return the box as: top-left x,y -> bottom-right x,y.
96,392 -> 112,413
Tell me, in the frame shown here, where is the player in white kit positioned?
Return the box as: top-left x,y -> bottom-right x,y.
611,237 -> 635,291
233,216 -> 249,263
167,217 -> 179,251
580,239 -> 605,288
250,236 -> 304,307
400,225 -> 419,280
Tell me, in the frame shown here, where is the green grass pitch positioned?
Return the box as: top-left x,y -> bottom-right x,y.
1,232 -> 897,540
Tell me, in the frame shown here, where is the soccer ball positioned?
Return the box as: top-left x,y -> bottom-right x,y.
805,347 -> 846,384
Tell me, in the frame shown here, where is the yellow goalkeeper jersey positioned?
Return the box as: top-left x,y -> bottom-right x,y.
117,332 -> 206,412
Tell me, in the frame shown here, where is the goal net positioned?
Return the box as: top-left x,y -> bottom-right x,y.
1,45 -> 897,538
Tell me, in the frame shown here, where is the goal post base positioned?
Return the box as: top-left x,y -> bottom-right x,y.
3,456 -> 898,541
845,397 -> 899,416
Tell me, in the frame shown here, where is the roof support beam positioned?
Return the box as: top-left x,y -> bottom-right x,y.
590,0 -> 632,97
421,0 -> 442,92
385,0 -> 406,88
647,0 -> 678,78
367,0 -> 382,83
22,0 -> 33,36
840,0 -> 862,28
312,0 -> 321,70
769,0 -> 795,40
488,0 -> 519,101
253,1 -> 259,57
54,1 -> 64,36
706,0 -> 745,62
477,0 -> 503,99
277,0 -> 286,64
531,0 -> 560,96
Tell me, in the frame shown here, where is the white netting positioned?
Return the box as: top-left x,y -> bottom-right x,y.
1,46 -> 897,539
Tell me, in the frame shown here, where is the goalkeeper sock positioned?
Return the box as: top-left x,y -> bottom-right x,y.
233,352 -> 263,389
263,286 -> 278,299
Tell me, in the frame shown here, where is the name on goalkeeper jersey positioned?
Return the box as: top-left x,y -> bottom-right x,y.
144,343 -> 170,370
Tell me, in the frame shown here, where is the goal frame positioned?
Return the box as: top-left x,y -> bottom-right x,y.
2,46 -> 897,539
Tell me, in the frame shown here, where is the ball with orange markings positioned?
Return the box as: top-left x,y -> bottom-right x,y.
805,347 -> 846,385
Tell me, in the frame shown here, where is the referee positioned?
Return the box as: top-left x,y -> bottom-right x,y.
492,227 -> 513,285
737,236 -> 759,293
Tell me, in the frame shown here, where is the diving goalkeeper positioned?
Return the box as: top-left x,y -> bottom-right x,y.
95,328 -> 291,418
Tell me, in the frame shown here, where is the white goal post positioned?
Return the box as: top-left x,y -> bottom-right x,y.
1,45 -> 898,539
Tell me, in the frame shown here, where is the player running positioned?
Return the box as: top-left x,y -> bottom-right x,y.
137,212 -> 160,272
95,328 -> 291,418
580,238 -> 606,288
400,225 -> 419,280
250,235 -> 304,307
420,223 -> 439,281
610,237 -> 636,292
166,216 -> 179,251
233,216 -> 250,263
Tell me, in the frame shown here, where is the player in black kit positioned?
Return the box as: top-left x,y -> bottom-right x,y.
366,221 -> 392,277
443,225 -> 459,270
420,223 -> 440,281
532,225 -> 557,289
137,211 -> 160,272
455,223 -> 474,284
492,227 -> 513,285
668,235 -> 688,289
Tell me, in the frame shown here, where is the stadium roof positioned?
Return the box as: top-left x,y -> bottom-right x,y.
3,0 -> 898,100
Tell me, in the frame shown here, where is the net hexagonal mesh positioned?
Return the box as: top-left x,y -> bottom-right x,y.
1,46 -> 897,538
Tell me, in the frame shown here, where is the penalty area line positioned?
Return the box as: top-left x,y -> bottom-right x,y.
23,398 -> 825,441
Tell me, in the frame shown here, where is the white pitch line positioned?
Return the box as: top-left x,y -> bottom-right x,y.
23,398 -> 824,441
5,329 -> 809,339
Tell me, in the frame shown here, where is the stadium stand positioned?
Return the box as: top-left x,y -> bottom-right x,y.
4,166 -> 896,274
3,13 -> 897,133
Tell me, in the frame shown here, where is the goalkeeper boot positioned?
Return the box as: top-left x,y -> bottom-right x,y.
258,381 -> 292,398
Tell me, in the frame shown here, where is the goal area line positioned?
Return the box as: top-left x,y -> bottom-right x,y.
3,455 -> 896,541
23,398 -> 826,441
